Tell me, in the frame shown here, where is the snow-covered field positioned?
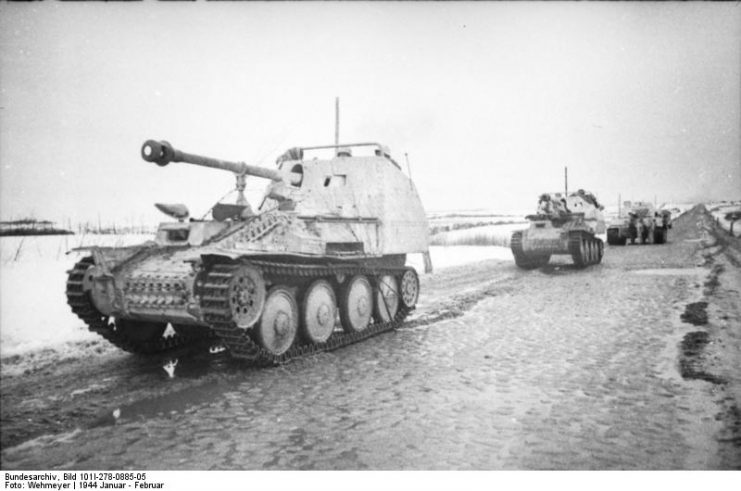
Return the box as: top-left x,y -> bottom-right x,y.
430,222 -> 527,247
0,234 -> 153,358
0,234 -> 512,358
707,201 -> 741,237
427,209 -> 528,221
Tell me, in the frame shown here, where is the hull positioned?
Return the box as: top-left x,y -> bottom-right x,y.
510,213 -> 604,269
68,246 -> 419,364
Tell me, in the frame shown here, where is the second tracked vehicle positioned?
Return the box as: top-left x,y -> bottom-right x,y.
511,190 -> 606,269
66,139 -> 430,365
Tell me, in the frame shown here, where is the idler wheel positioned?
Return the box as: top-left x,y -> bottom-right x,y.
399,269 -> 420,308
340,275 -> 373,333
227,266 -> 266,329
256,286 -> 298,356
300,280 -> 337,344
374,275 -> 399,322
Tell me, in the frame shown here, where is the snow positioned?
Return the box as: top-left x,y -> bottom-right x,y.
407,245 -> 513,272
0,234 -> 512,359
707,201 -> 741,237
0,234 -> 150,358
430,223 -> 526,246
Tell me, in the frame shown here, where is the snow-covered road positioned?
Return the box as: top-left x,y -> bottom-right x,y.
1,205 -> 739,469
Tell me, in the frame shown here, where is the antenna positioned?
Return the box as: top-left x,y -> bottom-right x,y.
334,97 -> 340,153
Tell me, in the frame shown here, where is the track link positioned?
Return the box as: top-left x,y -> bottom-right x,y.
65,256 -> 204,355
510,231 -> 550,269
201,261 -> 413,366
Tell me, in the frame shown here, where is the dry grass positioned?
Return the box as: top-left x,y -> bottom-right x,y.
430,233 -> 510,247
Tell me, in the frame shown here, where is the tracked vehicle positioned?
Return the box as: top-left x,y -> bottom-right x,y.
66,140 -> 430,365
511,190 -> 606,269
606,202 -> 668,245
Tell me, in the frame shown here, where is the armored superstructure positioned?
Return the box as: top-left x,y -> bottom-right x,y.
66,140 -> 430,364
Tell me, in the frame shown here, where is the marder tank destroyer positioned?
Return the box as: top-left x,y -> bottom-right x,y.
66,140 -> 430,365
510,190 -> 606,269
606,201 -> 669,245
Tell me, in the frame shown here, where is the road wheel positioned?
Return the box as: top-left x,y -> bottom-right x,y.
227,265 -> 266,329
572,238 -> 587,267
374,275 -> 399,322
340,275 -> 373,333
400,269 -> 420,308
255,286 -> 298,356
300,280 -> 337,344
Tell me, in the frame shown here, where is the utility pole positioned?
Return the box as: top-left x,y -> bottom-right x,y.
334,97 -> 340,152
564,166 -> 568,196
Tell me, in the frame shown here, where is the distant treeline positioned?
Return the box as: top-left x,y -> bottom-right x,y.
0,218 -> 156,236
75,223 -> 156,235
0,219 -> 73,236
429,219 -> 526,236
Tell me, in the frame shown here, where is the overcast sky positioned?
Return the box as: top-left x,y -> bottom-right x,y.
1,1 -> 739,226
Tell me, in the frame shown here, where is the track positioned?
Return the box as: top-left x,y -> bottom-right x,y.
510,230 -> 550,269
201,261 -> 413,365
65,256 -> 202,355
510,229 -> 603,268
66,256 -> 414,365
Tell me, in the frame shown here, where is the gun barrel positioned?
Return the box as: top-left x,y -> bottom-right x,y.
142,140 -> 300,184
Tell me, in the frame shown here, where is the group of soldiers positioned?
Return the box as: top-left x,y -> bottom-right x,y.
536,189 -> 603,217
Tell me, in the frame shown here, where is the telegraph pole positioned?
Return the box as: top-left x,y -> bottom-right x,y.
334,97 -> 340,151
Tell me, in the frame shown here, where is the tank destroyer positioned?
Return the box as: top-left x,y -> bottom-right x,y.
510,190 -> 606,269
66,140 -> 430,365
606,201 -> 668,245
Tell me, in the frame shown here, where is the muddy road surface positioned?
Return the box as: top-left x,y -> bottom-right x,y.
2,205 -> 739,469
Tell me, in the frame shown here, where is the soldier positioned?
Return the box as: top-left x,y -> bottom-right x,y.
537,194 -> 554,215
576,189 -> 603,210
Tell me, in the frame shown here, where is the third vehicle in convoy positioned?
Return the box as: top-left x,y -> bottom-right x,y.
606,201 -> 671,245
511,190 -> 606,269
